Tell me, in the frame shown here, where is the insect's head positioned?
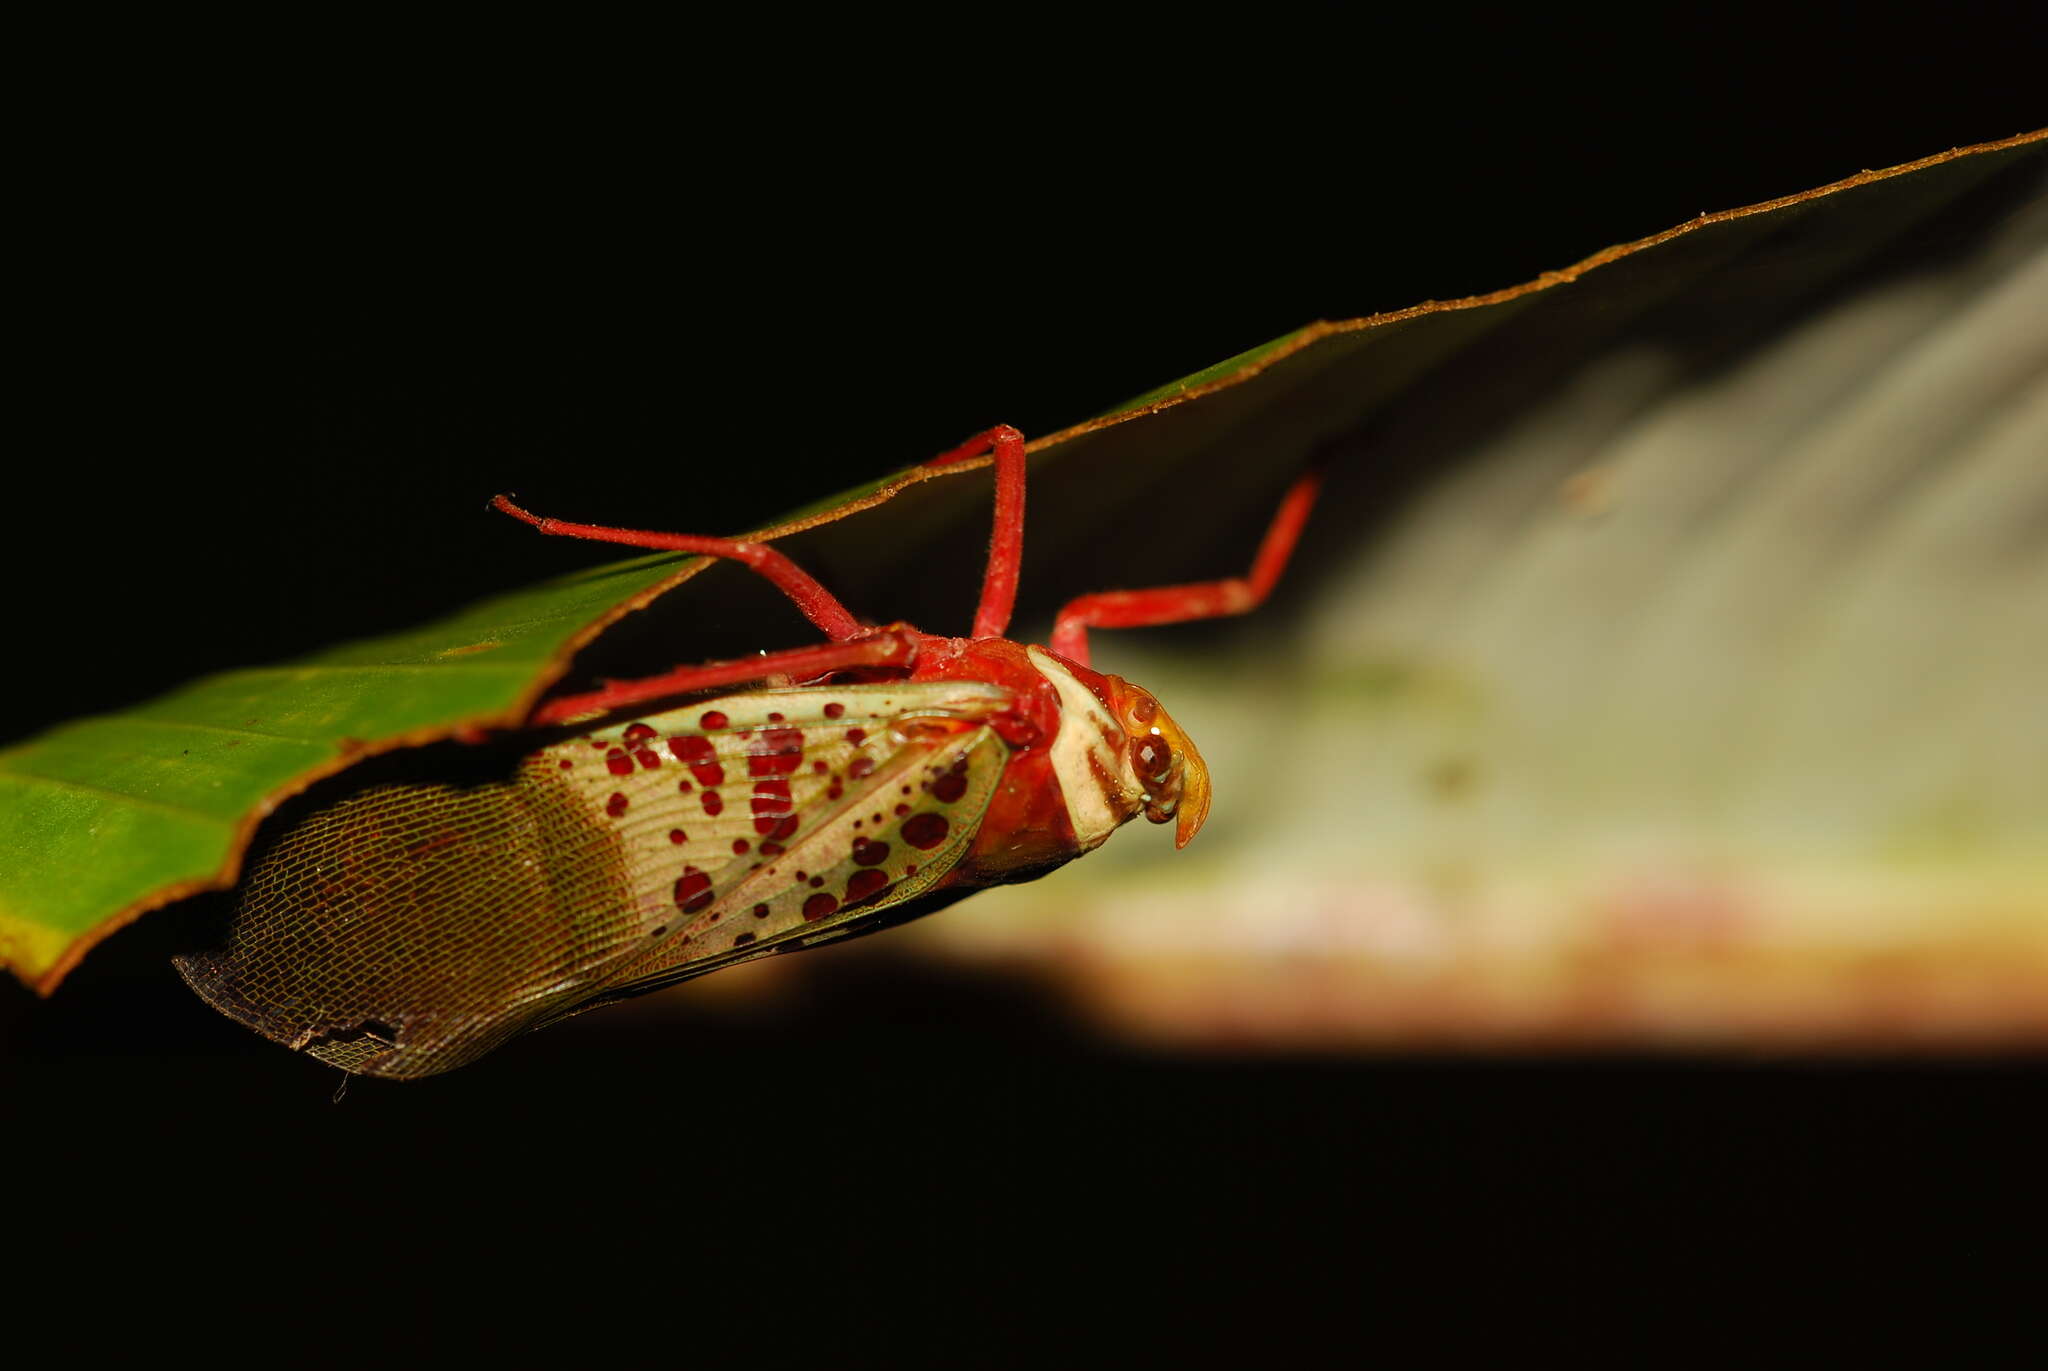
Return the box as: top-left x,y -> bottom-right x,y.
1099,675 -> 1211,849
926,640 -> 1215,864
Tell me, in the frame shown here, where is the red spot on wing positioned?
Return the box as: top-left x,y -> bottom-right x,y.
751,903 -> 770,918
803,892 -> 839,922
606,792 -> 629,818
702,790 -> 724,816
558,758 -> 574,770
901,813 -> 949,850
670,734 -> 725,786
733,838 -> 751,854
700,710 -> 729,730
605,748 -> 634,777
852,837 -> 889,866
932,757 -> 970,803
824,702 -> 845,719
623,722 -> 662,769
673,867 -> 714,914
752,778 -> 794,834
669,828 -> 688,845
846,728 -> 866,744
847,756 -> 876,780
747,726 -> 807,778
845,869 -> 889,905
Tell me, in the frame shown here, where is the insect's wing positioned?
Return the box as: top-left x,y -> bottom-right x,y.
175,772 -> 619,1077
572,708 -> 1008,1009
519,680 -> 1012,1021
176,680 -> 1013,1078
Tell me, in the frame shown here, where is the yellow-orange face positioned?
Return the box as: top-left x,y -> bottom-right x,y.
1099,672 -> 1211,849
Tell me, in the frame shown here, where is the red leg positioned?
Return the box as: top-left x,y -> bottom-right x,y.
925,424 -> 1028,641
1049,469 -> 1323,666
493,496 -> 865,642
531,631 -> 919,725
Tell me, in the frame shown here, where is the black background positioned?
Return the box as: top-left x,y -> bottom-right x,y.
5,13 -> 2044,1355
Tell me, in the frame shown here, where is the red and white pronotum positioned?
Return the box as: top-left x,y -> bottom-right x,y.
177,427 -> 1322,1077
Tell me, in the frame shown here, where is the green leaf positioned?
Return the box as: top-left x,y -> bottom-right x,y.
1,555 -> 666,980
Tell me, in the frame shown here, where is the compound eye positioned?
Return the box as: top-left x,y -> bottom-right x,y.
1129,730 -> 1175,788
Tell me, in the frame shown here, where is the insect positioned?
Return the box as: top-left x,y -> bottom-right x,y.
176,427 -> 1322,1076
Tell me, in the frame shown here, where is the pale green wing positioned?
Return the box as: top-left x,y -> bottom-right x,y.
584,717 -> 1010,1003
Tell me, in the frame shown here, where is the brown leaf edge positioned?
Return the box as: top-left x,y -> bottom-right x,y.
31,128 -> 2043,996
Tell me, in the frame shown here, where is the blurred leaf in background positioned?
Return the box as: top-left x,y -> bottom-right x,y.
875,135 -> 2048,1049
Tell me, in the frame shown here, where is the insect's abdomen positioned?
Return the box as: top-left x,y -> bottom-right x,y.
176,771 -> 636,1078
